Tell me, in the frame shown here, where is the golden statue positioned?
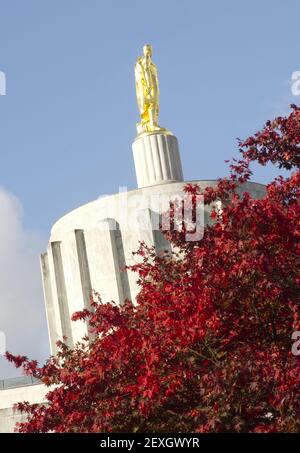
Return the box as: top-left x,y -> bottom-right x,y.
135,44 -> 168,135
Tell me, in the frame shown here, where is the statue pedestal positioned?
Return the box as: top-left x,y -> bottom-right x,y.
132,132 -> 184,188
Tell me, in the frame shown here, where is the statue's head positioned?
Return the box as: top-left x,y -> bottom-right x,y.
143,44 -> 153,57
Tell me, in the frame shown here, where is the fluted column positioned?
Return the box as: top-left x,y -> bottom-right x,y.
132,132 -> 183,188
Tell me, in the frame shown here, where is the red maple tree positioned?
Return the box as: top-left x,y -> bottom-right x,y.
6,105 -> 300,433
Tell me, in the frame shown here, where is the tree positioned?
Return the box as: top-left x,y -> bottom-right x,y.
6,105 -> 300,433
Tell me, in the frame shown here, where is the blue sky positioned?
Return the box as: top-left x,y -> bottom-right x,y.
0,0 -> 299,233
0,1 -> 299,376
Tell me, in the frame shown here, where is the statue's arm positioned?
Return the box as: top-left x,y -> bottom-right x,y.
135,61 -> 145,112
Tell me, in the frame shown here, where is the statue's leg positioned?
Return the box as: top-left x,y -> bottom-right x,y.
155,105 -> 159,125
148,104 -> 157,129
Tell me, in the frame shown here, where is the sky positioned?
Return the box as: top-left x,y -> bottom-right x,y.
0,0 -> 299,378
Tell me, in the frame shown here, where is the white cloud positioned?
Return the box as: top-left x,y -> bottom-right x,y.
0,188 -> 49,379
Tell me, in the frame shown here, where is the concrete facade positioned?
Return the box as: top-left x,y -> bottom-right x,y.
41,178 -> 266,353
0,377 -> 48,433
132,132 -> 183,188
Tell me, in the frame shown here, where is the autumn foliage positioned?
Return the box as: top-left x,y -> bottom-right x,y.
6,105 -> 300,432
